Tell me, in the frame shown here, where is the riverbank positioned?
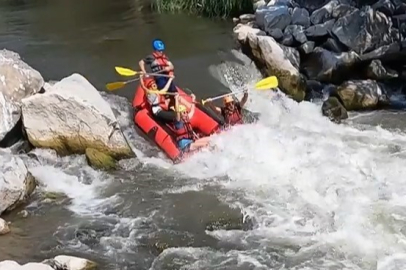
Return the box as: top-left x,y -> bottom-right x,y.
231,0 -> 406,123
152,0 -> 254,17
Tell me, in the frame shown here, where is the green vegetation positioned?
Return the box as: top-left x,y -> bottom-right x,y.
152,0 -> 254,18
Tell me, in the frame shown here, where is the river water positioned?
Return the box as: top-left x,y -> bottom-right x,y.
3,0 -> 406,270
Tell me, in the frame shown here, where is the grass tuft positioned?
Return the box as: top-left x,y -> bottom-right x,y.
152,0 -> 254,18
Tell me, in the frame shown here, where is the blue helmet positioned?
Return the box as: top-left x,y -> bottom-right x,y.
152,39 -> 165,51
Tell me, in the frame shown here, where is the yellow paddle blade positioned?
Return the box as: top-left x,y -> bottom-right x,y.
255,76 -> 279,90
106,81 -> 126,91
115,67 -> 138,76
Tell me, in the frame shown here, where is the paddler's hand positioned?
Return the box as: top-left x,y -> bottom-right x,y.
164,66 -> 172,72
191,94 -> 196,101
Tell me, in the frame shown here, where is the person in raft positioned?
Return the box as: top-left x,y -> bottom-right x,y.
140,74 -> 177,122
205,90 -> 249,127
139,38 -> 177,106
172,94 -> 211,152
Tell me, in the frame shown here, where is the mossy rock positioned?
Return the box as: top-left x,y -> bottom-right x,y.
27,133 -> 134,160
268,68 -> 306,102
85,148 -> 117,170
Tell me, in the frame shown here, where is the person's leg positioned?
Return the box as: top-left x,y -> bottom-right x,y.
156,77 -> 177,108
155,77 -> 167,89
189,137 -> 210,151
177,139 -> 193,151
155,109 -> 177,123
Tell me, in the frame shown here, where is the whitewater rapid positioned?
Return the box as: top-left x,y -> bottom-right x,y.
15,50 -> 406,270
148,52 -> 406,269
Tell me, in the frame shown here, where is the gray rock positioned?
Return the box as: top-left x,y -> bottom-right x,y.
331,6 -> 394,54
291,7 -> 310,27
0,49 -> 44,146
305,19 -> 335,38
310,0 -> 339,25
299,41 -> 316,54
366,60 -> 398,80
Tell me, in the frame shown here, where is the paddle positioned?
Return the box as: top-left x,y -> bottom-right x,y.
201,90 -> 246,105
106,78 -> 140,91
200,76 -> 279,105
254,76 -> 278,90
115,66 -> 170,78
106,73 -> 173,91
115,66 -> 139,76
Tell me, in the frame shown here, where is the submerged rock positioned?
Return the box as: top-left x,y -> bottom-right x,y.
321,96 -> 348,123
21,73 -> 134,161
85,147 -> 117,170
48,255 -> 97,270
0,49 -> 44,147
0,218 -> 10,235
0,153 -> 36,215
234,24 -> 306,101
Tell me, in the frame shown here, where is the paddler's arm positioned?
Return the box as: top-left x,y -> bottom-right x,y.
175,94 -> 181,121
204,99 -> 221,114
164,61 -> 174,72
140,75 -> 148,93
239,90 -> 249,108
139,60 -> 147,75
156,76 -> 174,95
187,94 -> 196,119
139,55 -> 154,75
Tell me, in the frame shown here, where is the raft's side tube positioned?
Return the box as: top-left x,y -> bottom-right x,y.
133,85 -> 221,136
133,109 -> 182,161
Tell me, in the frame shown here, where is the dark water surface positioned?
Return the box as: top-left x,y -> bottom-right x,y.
3,1 -> 406,270
0,0 -> 235,100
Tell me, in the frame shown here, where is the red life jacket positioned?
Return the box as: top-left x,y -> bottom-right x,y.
173,118 -> 197,141
152,52 -> 174,76
222,103 -> 243,126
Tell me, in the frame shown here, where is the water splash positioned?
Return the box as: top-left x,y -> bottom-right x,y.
149,52 -> 406,269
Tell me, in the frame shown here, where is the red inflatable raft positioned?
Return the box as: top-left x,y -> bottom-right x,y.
132,84 -> 223,163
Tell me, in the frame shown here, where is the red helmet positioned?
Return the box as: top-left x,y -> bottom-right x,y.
143,77 -> 156,88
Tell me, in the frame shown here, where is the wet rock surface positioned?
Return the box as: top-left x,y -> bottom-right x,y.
234,0 -> 406,122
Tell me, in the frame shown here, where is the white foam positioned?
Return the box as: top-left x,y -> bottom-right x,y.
149,56 -> 406,268
26,150 -> 116,216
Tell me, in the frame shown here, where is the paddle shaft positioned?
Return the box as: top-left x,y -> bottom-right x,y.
203,89 -> 247,103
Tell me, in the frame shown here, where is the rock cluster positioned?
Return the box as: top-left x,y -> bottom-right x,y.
234,0 -> 406,122
0,48 -> 135,229
0,49 -> 134,170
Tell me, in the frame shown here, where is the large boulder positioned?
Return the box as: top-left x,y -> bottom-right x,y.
0,152 -> 36,215
255,5 -> 292,34
0,261 -> 54,270
0,49 -> 44,147
331,6 -> 396,54
333,79 -> 390,110
234,24 -> 307,101
301,47 -> 360,83
21,73 -> 134,160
